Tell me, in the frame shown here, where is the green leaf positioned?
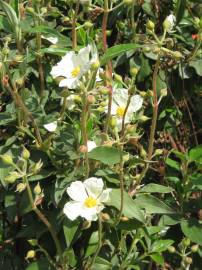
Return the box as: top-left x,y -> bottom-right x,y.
150,253 -> 164,266
189,145 -> 202,164
85,231 -> 99,258
150,239 -> 174,253
189,60 -> 202,76
166,157 -> 181,171
100,44 -> 140,65
63,219 -> 79,247
0,112 -> 16,125
181,218 -> 202,245
92,257 -> 112,270
140,184 -> 174,193
0,0 -> 19,26
23,25 -> 69,42
26,259 -> 54,270
88,146 -> 121,165
107,189 -> 145,223
134,194 -> 175,214
175,0 -> 187,24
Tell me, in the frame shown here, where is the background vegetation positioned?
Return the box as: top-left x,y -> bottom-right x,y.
0,0 -> 202,269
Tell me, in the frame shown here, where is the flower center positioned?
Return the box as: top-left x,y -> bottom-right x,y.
71,66 -> 80,78
116,106 -> 125,117
84,196 -> 97,208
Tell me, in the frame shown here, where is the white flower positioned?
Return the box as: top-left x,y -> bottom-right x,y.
163,14 -> 176,32
87,140 -> 97,152
50,44 -> 98,89
41,35 -> 58,44
109,88 -> 143,130
43,121 -> 57,132
63,177 -> 111,221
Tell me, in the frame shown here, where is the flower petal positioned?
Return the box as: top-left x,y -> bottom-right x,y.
113,88 -> 128,107
67,181 -> 88,202
63,201 -> 83,221
98,189 -> 112,203
80,206 -> 99,221
43,121 -> 57,132
128,95 -> 143,112
87,141 -> 97,152
84,177 -> 104,198
59,78 -> 80,89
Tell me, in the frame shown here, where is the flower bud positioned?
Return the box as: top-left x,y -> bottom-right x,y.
82,220 -> 91,229
99,87 -> 109,95
146,20 -> 155,31
41,7 -> 47,14
182,238 -> 190,247
154,149 -> 163,156
114,73 -> 123,83
184,257 -> 192,265
101,213 -> 110,221
84,21 -> 93,29
79,145 -> 88,153
123,0 -> 133,5
143,46 -> 151,53
147,90 -> 153,97
191,244 -> 199,253
140,147 -> 147,159
26,250 -> 36,259
139,91 -> 147,97
26,7 -> 35,15
153,47 -> 161,54
87,95 -> 96,104
22,146 -> 30,160
97,107 -> 106,113
109,117 -> 117,129
5,173 -> 18,184
31,160 -> 43,174
2,48 -> 10,56
160,88 -> 167,97
91,60 -> 100,70
16,183 -> 26,192
168,246 -> 176,253
2,75 -> 9,87
126,124 -> 135,133
130,67 -> 139,76
28,239 -> 37,246
73,95 -> 82,103
34,182 -> 42,195
1,154 -> 13,165
120,216 -> 129,221
100,101 -> 108,107
172,51 -> 183,60
139,115 -> 150,122
106,30 -> 112,36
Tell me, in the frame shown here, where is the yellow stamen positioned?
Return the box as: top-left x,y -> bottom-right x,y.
84,196 -> 97,208
71,66 -> 80,78
116,106 -> 125,117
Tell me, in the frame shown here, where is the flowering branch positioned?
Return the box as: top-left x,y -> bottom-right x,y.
72,0 -> 80,50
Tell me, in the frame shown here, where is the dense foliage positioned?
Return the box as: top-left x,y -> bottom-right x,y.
0,0 -> 202,269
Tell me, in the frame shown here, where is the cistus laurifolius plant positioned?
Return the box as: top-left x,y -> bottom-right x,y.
0,0 -> 202,269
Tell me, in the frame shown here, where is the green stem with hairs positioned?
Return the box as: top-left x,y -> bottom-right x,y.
81,91 -> 90,177
23,175 -> 65,268
88,214 -> 102,268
